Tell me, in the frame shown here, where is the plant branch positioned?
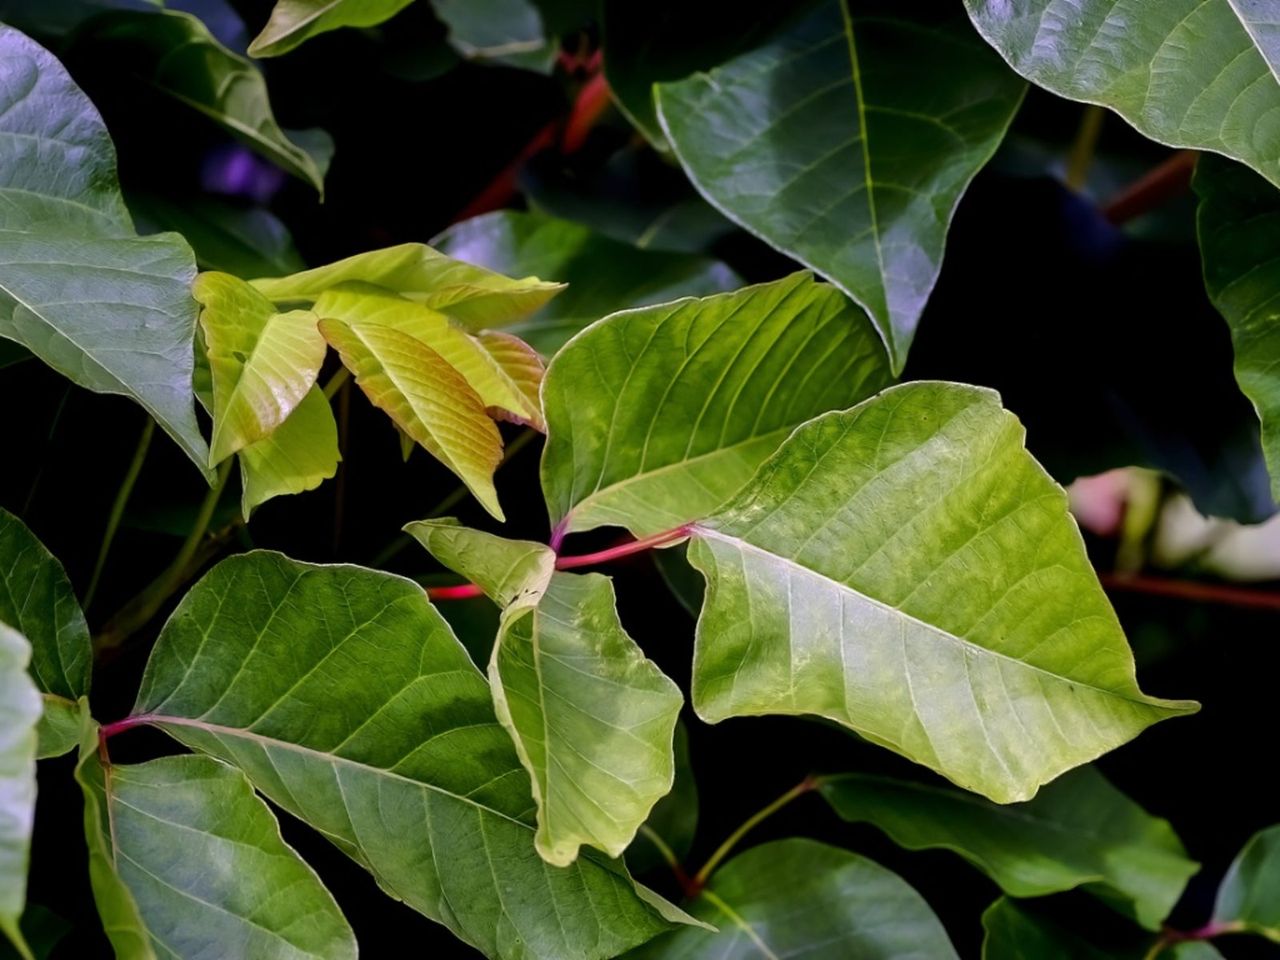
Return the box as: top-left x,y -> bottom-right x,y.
554,525 -> 691,571
426,583 -> 485,601
321,366 -> 350,400
636,824 -> 698,898
689,775 -> 818,894
1065,104 -> 1105,190
85,417 -> 154,610
1100,572 -> 1280,612
1102,150 -> 1198,225
1143,920 -> 1245,959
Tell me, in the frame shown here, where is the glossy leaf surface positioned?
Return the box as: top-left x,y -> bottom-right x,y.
687,382 -> 1196,802
0,625 -> 39,960
541,272 -> 894,538
130,552 -> 694,959
1214,825 -> 1280,941
656,3 -> 1025,370
249,0 -> 415,57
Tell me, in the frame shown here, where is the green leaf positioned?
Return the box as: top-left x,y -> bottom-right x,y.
629,838 -> 959,959
195,272 -> 325,465
129,551 -> 696,959
1194,155 -> 1280,502
655,3 -> 1025,371
404,517 -> 554,607
237,385 -> 341,517
433,210 -> 741,356
964,0 -> 1280,187
626,722 -> 698,876
980,897 -> 1155,960
319,317 -> 505,519
0,510 -> 91,702
76,710 -> 358,960
35,694 -> 79,761
0,25 -> 209,475
72,10 -> 329,192
249,0 -> 416,57
1213,824 -> 1280,941
686,382 -> 1197,803
0,625 -> 40,960
432,0 -> 553,71
819,767 -> 1197,929
252,243 -> 565,329
541,272 -> 894,538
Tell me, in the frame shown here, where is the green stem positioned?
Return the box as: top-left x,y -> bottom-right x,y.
85,417 -> 154,610
94,459 -> 233,652
322,366 -> 350,400
1066,104 -> 1105,190
691,775 -> 817,890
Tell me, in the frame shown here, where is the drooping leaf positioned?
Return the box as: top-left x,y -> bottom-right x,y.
655,3 -> 1025,371
431,0 -> 554,71
433,210 -> 741,356
819,766 -> 1197,929
312,284 -> 543,429
964,0 -> 1280,187
0,625 -> 40,960
980,897 -> 1161,960
541,272 -> 894,539
76,712 -> 358,960
195,272 -> 325,465
252,243 -> 564,329
1194,155 -> 1280,501
238,385 -> 340,517
474,331 -> 544,429
248,0 -> 416,57
319,317 -> 505,519
71,10 -> 329,191
626,722 -> 698,876
128,552 -> 697,959
408,520 -> 685,867
0,510 -> 91,702
34,695 -> 79,761
0,25 -> 209,475
128,193 -> 305,279
1213,825 -> 1280,941
630,838 -> 959,959
686,382 -> 1197,803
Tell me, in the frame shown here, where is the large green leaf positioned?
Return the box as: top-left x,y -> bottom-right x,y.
0,510 -> 91,703
128,552 -> 695,959
252,243 -> 564,329
319,317 -> 505,519
1195,155 -> 1280,501
626,723 -> 698,877
76,712 -> 357,960
629,838 -> 959,959
0,625 -> 40,960
195,272 -> 325,465
1213,825 -> 1280,942
238,385 -> 341,517
433,210 -> 741,356
655,3 -> 1025,371
819,767 -> 1197,929
249,0 -> 416,57
73,10 -> 328,192
541,272 -> 894,539
686,382 -> 1196,803
407,520 -> 684,867
964,0 -> 1280,187
980,898 -> 1169,960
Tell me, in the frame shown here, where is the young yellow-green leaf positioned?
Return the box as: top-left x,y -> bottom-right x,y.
631,838 -> 959,959
687,382 -> 1197,803
433,210 -> 740,356
404,517 -> 554,607
72,10 -> 328,192
313,284 -> 542,428
76,712 -> 357,960
195,272 -> 325,465
475,330 -> 545,430
249,0 -> 416,58
1213,825 -> 1280,941
252,243 -> 564,329
541,272 -> 894,539
238,385 -> 340,517
0,625 -> 40,960
0,510 -> 91,703
820,767 -> 1197,930
0,25 -> 209,476
1195,155 -> 1280,501
655,3 -> 1025,371
320,317 -> 505,519
34,694 -> 78,762
129,552 -> 697,959
965,0 -> 1280,187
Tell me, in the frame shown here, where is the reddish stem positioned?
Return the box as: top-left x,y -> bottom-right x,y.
99,715 -> 154,740
1102,150 -> 1198,225
554,525 -> 692,570
426,583 -> 486,601
1100,572 -> 1280,612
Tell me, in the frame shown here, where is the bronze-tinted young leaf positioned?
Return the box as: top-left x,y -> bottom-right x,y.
656,3 -> 1025,370
0,625 -> 40,960
1213,825 -> 1280,942
965,0 -> 1280,187
630,838 -> 959,959
820,767 -> 1197,929
128,552 -> 696,959
687,382 -> 1196,803
76,710 -> 357,960
541,272 -> 894,538
0,25 -> 209,475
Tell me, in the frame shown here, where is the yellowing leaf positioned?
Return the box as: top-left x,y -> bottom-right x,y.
238,385 -> 341,517
475,330 -> 544,430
